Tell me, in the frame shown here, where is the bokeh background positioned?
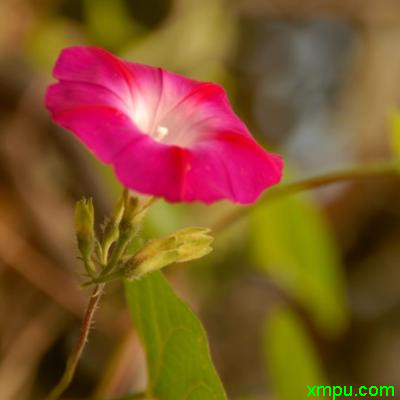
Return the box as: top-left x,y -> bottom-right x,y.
1,0 -> 400,399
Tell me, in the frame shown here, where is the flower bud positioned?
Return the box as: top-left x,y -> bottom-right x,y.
127,249 -> 180,278
112,193 -> 126,225
176,237 -> 213,262
119,193 -> 141,234
173,227 -> 212,244
75,198 -> 95,260
124,227 -> 213,280
102,193 -> 125,250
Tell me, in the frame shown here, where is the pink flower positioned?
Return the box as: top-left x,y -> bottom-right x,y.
45,46 -> 283,204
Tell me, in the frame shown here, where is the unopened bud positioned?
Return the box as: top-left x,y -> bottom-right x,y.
124,226 -> 213,280
176,238 -> 213,262
112,193 -> 126,225
75,198 -> 95,260
173,227 -> 212,245
173,227 -> 213,262
120,193 -> 140,234
102,193 -> 126,249
127,249 -> 180,278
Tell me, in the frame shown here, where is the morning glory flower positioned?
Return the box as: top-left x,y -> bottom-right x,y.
45,46 -> 283,204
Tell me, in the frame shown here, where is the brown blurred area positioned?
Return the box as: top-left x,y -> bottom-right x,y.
1,0 -> 400,399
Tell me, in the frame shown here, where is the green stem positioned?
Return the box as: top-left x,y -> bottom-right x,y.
45,284 -> 104,400
81,269 -> 126,287
213,160 -> 400,234
101,233 -> 132,276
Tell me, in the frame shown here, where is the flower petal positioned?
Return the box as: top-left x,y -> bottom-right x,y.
46,46 -> 284,204
52,46 -> 134,106
46,81 -> 128,116
113,131 -> 282,204
113,138 -> 190,202
186,133 -> 283,203
50,105 -> 142,163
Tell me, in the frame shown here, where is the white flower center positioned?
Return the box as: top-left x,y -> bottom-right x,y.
128,92 -> 211,147
154,125 -> 169,141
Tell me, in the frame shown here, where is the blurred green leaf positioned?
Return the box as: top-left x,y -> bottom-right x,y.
263,307 -> 327,400
27,18 -> 82,71
84,0 -> 143,49
144,201 -> 188,238
125,272 -> 226,400
251,190 -> 347,336
389,110 -> 400,159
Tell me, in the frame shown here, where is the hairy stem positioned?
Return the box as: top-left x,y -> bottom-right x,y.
213,160 -> 400,234
45,284 -> 104,400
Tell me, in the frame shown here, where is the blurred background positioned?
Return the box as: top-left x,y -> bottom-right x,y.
1,0 -> 400,399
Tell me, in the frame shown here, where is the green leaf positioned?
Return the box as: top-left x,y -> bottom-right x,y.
263,307 -> 327,400
125,272 -> 227,400
27,18 -> 80,71
84,0 -> 143,49
389,110 -> 400,159
251,191 -> 347,336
